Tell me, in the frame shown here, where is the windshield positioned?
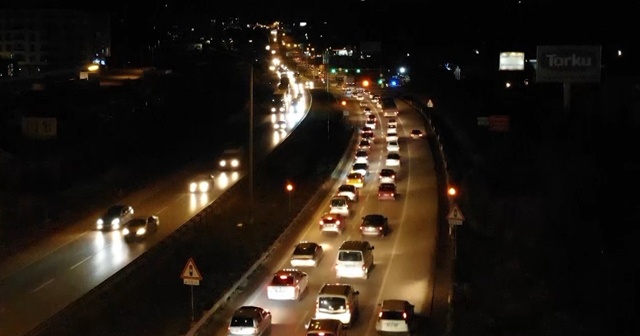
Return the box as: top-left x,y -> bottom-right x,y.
106,207 -> 123,217
338,251 -> 362,261
318,297 -> 346,312
230,317 -> 254,327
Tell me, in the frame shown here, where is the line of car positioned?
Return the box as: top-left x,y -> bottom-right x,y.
226,92 -> 423,335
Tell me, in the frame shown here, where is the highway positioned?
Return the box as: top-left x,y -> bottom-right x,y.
203,90 -> 439,335
0,71 -> 309,336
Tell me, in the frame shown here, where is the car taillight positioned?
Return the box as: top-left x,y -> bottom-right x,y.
359,226 -> 363,230
379,311 -> 383,318
378,226 -> 383,230
403,312 -> 408,319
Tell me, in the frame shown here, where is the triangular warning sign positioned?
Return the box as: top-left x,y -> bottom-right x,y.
447,204 -> 465,221
180,257 -> 203,280
427,99 -> 434,108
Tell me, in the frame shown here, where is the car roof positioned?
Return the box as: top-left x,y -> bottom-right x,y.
348,172 -> 363,178
307,318 -> 343,331
363,214 -> 387,221
233,306 -> 265,317
339,184 -> 355,190
319,283 -> 353,296
381,169 -> 395,174
381,299 -> 411,311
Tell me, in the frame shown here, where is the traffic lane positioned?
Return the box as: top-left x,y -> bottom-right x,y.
0,96 -> 312,335
208,110 -> 436,335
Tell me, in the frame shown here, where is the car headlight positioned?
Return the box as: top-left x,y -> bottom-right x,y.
199,181 -> 210,192
112,218 -> 120,226
271,107 -> 276,112
231,159 -> 239,167
136,228 -> 146,235
219,160 -> 226,167
97,218 -> 104,225
189,182 -> 198,192
273,123 -> 279,129
122,228 -> 130,235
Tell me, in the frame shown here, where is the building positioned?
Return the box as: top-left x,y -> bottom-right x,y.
0,8 -> 110,78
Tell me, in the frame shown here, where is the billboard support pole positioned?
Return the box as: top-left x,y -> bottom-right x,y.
563,82 -> 571,114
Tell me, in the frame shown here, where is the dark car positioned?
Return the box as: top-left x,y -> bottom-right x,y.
360,214 -> 390,237
377,183 -> 397,200
96,205 -> 134,231
122,216 -> 159,242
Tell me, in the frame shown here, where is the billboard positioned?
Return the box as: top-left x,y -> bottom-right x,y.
499,52 -> 525,71
536,45 -> 601,83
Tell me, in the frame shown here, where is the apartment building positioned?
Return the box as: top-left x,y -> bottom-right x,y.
0,8 -> 110,78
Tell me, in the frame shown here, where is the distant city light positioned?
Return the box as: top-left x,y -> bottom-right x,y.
300,22 -> 307,27
399,67 -> 406,74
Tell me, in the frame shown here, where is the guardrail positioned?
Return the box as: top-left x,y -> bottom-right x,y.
185,126 -> 359,335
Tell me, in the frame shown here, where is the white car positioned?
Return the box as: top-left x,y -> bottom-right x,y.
351,163 -> 369,177
386,141 -> 400,152
379,168 -> 396,183
337,184 -> 359,202
228,306 -> 272,336
363,107 -> 372,116
290,242 -> 324,267
387,124 -> 398,134
354,150 -> 369,164
386,132 -> 399,142
365,120 -> 376,129
388,118 -> 398,127
267,269 -> 309,300
375,300 -> 415,333
219,148 -> 243,170
386,153 -> 401,167
329,196 -> 351,216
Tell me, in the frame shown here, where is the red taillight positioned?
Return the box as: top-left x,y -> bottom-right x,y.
336,220 -> 340,224
379,311 -> 383,318
403,312 -> 408,319
319,220 -> 324,224
359,226 -> 363,230
378,226 -> 383,230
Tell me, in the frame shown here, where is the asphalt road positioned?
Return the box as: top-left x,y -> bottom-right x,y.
0,77 -> 309,336
202,90 -> 440,335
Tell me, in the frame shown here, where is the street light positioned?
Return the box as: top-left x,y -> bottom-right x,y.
286,182 -> 294,214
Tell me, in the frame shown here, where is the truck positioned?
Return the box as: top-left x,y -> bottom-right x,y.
380,97 -> 399,117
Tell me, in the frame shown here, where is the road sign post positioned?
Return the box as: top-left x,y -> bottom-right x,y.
181,258 -> 203,322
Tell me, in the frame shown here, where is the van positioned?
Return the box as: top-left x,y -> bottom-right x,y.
306,318 -> 347,336
315,283 -> 360,327
335,240 -> 374,279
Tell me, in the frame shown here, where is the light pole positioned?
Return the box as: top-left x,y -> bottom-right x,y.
249,62 -> 254,223
286,182 -> 293,214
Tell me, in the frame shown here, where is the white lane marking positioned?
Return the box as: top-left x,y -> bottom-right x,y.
297,310 -> 310,332
69,255 -> 92,270
31,278 -> 54,293
366,124 -> 414,335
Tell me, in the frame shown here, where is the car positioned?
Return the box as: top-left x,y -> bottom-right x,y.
375,299 -> 416,333
360,126 -> 373,136
410,129 -> 424,138
267,269 -> 309,300
372,95 -> 380,103
354,150 -> 369,164
360,214 -> 390,237
218,147 -> 243,170
365,119 -> 376,129
228,306 -> 272,336
305,318 -> 346,336
319,213 -> 347,233
122,216 -> 159,242
189,173 -> 215,193
356,93 -> 364,100
386,132 -> 399,142
377,183 -> 397,200
329,196 -> 351,216
379,169 -> 396,183
367,114 -> 377,123
346,172 -> 365,188
360,132 -> 374,142
387,124 -> 398,134
351,163 -> 369,177
96,205 -> 134,231
337,184 -> 359,202
315,283 -> 360,327
363,107 -> 372,116
273,120 -> 287,129
386,141 -> 400,152
386,153 -> 401,167
290,241 -> 324,267
358,139 -> 371,151
388,118 -> 398,127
